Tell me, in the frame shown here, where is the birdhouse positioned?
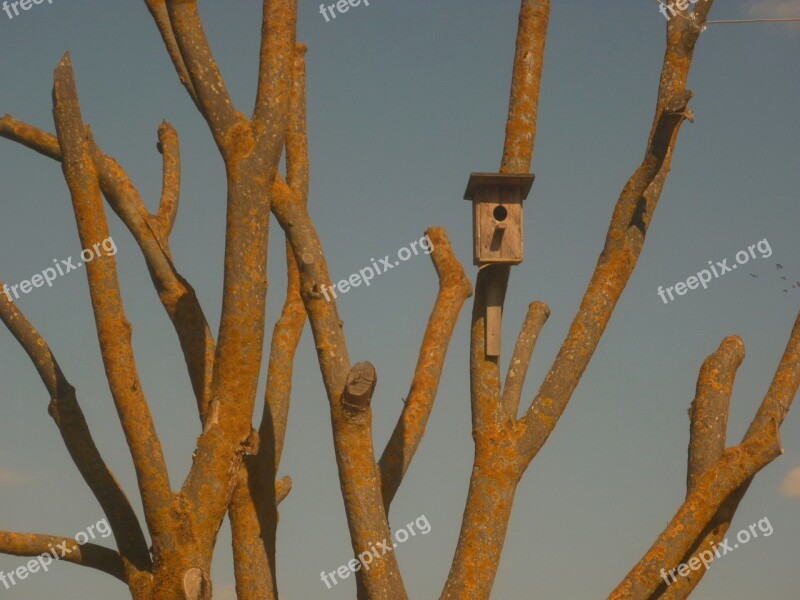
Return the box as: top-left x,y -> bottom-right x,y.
463,172 -> 534,266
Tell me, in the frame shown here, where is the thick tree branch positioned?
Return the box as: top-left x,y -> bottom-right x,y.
517,6 -> 709,462
285,44 -> 309,198
228,465 -> 275,600
517,89 -> 693,463
258,45 -> 309,470
501,301 -> 549,420
257,43 -> 308,472
253,0 -> 297,151
338,363 -> 408,599
443,2 -> 715,598
142,0 -> 199,107
0,532 -> 127,583
268,181 -> 349,418
179,74 -> 281,561
157,0 -> 239,149
227,45 -> 308,599
440,4 -> 551,595
377,227 -> 472,512
53,53 -> 174,542
0,289 -> 152,575
440,265 -> 517,600
746,311 -> 800,433
229,238 -> 305,600
141,0 -> 295,578
179,166 -> 271,550
500,0 -> 550,174
271,176 -> 407,597
686,336 -> 743,493
0,114 -> 60,159
259,239 -> 305,471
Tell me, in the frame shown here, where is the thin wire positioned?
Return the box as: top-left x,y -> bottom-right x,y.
651,0 -> 800,26
706,18 -> 800,24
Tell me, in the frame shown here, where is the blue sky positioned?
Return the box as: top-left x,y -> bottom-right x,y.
1,1 -> 799,598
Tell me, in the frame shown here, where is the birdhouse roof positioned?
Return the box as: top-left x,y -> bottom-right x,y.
463,172 -> 535,201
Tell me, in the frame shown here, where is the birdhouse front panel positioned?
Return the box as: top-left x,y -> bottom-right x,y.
472,184 -> 523,265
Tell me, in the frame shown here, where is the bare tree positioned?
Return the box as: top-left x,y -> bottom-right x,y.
0,1 -> 797,599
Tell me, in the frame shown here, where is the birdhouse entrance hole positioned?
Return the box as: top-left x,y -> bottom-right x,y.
493,205 -> 508,222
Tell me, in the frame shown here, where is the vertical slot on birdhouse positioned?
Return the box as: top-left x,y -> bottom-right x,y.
490,205 -> 508,251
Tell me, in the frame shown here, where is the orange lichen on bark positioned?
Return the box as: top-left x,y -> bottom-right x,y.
501,301 -> 549,419
272,164 -> 409,599
501,0 -> 550,174
0,113 -> 215,419
4,1 -> 798,599
53,54 -> 175,546
0,285 -> 152,582
155,121 -> 181,239
378,227 -> 472,512
0,532 -> 127,582
687,336 -> 743,492
228,47 -> 309,594
613,313 -> 800,599
609,424 -> 782,599
442,3 -> 725,599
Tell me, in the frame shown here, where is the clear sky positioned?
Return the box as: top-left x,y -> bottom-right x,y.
1,1 -> 799,598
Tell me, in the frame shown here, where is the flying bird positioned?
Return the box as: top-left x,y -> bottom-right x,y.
777,264 -> 783,269
780,276 -> 788,280
750,273 -> 757,278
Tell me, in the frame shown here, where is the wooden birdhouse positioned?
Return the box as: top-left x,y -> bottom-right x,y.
464,172 -> 534,357
463,172 -> 534,266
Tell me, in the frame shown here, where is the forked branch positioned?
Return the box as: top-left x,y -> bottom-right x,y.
655,337 -> 745,600
53,53 -> 174,543
441,2 -> 550,596
86,132 -> 215,418
271,75 -> 409,598
611,312 -> 800,599
0,114 -> 215,419
444,2 -> 715,599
